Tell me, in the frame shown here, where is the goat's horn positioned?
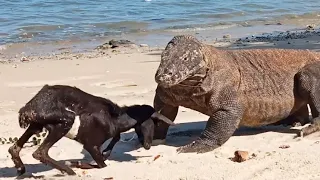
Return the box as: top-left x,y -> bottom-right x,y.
151,112 -> 175,125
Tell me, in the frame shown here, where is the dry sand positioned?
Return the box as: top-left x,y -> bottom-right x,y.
0,29 -> 320,180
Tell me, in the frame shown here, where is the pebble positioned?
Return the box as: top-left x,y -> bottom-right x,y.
223,34 -> 231,39
139,44 -> 149,47
307,24 -> 315,30
232,150 -> 249,162
279,145 -> 290,149
20,57 -> 29,62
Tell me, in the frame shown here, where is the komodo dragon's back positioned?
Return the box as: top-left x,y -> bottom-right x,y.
226,48 -> 320,126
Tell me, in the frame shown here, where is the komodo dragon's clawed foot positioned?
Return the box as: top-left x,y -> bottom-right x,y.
177,139 -> 219,154
297,122 -> 320,137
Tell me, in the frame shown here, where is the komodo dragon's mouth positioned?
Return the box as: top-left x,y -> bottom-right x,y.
179,67 -> 208,87
156,62 -> 207,88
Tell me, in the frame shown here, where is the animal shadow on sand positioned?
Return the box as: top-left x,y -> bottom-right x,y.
0,121 -> 309,178
0,132 -> 150,179
164,120 -> 307,147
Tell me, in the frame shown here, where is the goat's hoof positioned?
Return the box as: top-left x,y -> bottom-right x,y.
143,143 -> 151,150
102,150 -> 111,159
65,169 -> 76,176
17,167 -> 26,176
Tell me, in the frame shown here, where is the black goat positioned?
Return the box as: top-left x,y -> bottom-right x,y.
8,84 -> 174,176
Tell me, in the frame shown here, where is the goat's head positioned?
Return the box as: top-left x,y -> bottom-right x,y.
123,104 -> 174,150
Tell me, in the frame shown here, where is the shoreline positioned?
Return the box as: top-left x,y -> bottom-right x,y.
0,24 -> 320,179
1,23 -> 319,63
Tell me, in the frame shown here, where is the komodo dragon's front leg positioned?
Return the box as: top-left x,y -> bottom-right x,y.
152,92 -> 179,145
177,86 -> 244,153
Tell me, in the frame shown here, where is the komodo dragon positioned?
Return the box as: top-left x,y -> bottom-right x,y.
152,35 -> 320,153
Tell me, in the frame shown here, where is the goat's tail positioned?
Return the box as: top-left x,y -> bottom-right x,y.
18,107 -> 36,129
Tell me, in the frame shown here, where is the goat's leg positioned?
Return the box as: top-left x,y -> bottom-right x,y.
68,144 -> 107,170
102,134 -> 120,160
8,124 -> 43,176
32,123 -> 76,175
84,144 -> 107,169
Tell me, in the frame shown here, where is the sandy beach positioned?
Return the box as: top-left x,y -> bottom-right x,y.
1,28 -> 320,180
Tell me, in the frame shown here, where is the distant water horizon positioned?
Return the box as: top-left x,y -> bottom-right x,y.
0,0 -> 320,45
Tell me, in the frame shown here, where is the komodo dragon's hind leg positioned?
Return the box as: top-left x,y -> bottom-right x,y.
295,62 -> 320,137
269,104 -> 310,127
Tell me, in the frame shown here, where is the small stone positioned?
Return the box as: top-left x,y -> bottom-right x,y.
109,39 -> 135,48
266,152 -> 272,156
139,44 -> 149,47
20,57 -> 29,62
104,177 -> 113,180
223,34 -> 231,39
307,24 -> 315,30
279,145 -> 290,149
232,150 -> 249,162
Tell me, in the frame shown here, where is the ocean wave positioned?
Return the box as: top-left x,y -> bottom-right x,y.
164,23 -> 239,32
18,24 -> 64,32
105,21 -> 149,30
279,12 -> 320,19
238,3 -> 274,9
1,0 -> 320,45
192,12 -> 246,19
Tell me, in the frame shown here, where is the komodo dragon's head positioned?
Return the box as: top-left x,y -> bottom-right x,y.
155,35 -> 208,88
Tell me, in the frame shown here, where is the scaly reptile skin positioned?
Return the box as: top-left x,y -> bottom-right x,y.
153,35 -> 320,153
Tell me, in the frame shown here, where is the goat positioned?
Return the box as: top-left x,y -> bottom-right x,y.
8,84 -> 174,176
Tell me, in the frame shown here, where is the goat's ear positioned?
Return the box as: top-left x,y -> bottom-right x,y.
139,118 -> 154,150
151,112 -> 175,125
118,113 -> 138,129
